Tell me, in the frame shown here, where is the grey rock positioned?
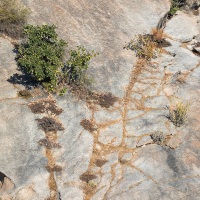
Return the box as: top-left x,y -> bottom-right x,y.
59,187 -> 84,200
160,43 -> 200,74
0,102 -> 49,198
144,95 -> 169,109
125,137 -> 138,149
165,11 -> 199,42
98,122 -> 123,146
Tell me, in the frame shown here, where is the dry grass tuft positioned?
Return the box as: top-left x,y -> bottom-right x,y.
167,102 -> 189,127
0,0 -> 29,38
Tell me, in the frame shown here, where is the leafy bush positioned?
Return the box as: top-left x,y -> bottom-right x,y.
168,102 -> 189,127
0,0 -> 29,38
64,46 -> 97,84
17,25 -> 97,94
124,34 -> 158,60
17,25 -> 67,92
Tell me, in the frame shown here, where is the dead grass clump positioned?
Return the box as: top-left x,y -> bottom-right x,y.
97,93 -> 118,108
80,119 -> 97,132
0,0 -> 29,38
36,117 -> 64,132
29,101 -> 45,114
18,89 -> 32,99
80,173 -> 97,183
125,30 -> 171,60
151,28 -> 171,48
29,100 -> 63,115
38,138 -> 61,149
167,102 -> 189,127
69,84 -> 96,102
46,165 -> 62,172
150,131 -> 166,145
70,84 -> 118,108
95,159 -> 108,167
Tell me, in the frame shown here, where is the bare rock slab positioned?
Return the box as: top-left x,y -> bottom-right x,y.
165,11 -> 199,42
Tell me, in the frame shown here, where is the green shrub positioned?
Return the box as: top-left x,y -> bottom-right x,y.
17,25 -> 97,94
0,0 -> 29,38
64,46 -> 97,84
17,24 -> 67,92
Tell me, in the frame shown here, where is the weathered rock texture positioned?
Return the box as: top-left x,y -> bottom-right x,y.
0,0 -> 200,200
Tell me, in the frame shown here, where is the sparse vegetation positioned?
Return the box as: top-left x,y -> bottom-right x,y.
168,0 -> 186,18
124,29 -> 171,60
124,34 -> 158,60
150,131 -> 166,145
0,0 -> 29,38
88,181 -> 97,189
168,102 -> 189,127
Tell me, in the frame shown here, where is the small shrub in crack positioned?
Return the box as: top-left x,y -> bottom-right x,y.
18,89 -> 32,99
80,119 -> 97,132
167,102 -> 189,127
36,117 -> 64,132
151,131 -> 166,145
80,173 -> 97,183
168,0 -> 187,18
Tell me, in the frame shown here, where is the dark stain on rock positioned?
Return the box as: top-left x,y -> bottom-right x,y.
80,173 -> 97,183
80,119 -> 97,132
165,148 -> 180,175
95,159 -> 108,167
